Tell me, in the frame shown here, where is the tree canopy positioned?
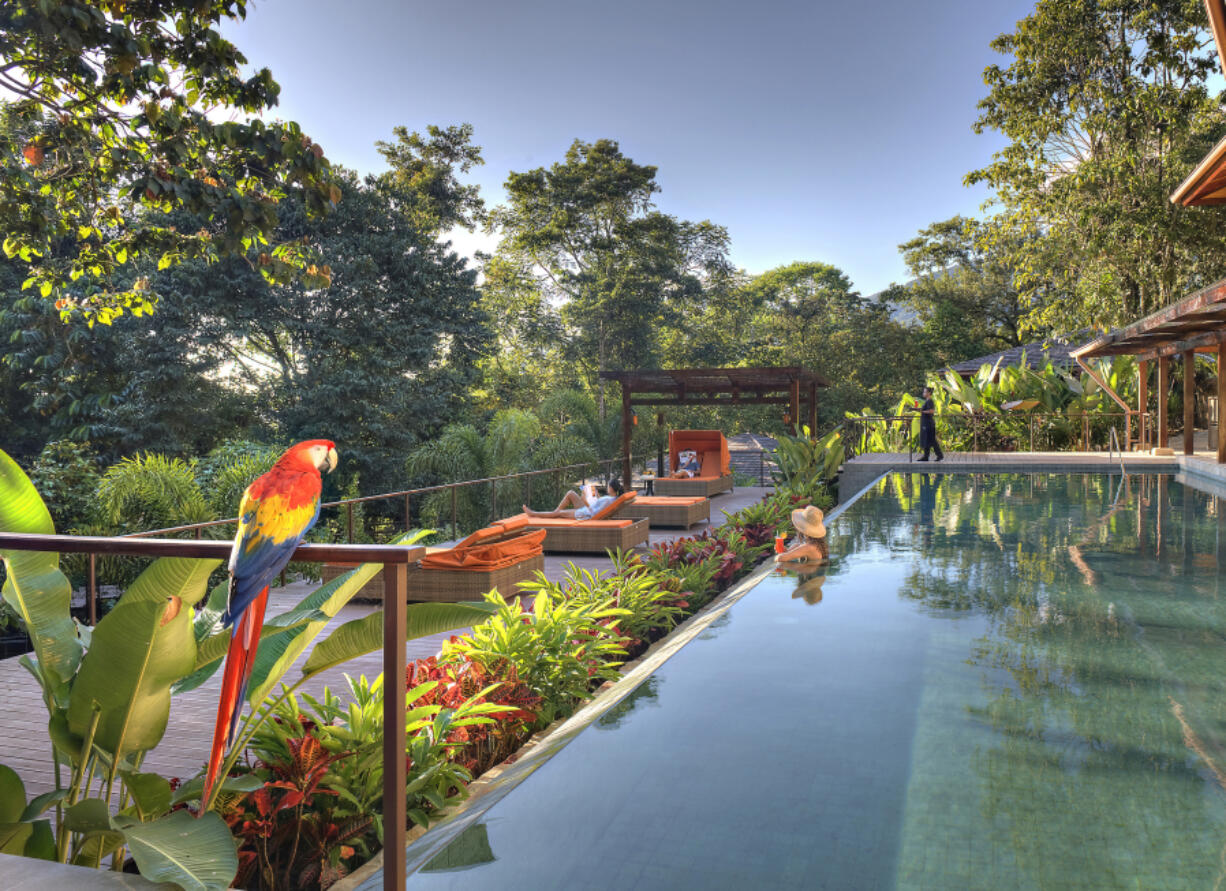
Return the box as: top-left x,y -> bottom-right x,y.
0,1 -> 339,323
966,0 -> 1226,330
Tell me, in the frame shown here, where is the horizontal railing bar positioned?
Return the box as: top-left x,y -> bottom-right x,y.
0,532 -> 424,564
126,456 -> 628,539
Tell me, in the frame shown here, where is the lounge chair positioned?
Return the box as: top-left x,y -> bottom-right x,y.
616,494 -> 710,528
507,492 -> 650,553
654,430 -> 734,497
405,516 -> 546,602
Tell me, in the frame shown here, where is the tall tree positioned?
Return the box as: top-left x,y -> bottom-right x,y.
745,261 -> 926,424
489,138 -> 730,411
968,0 -> 1226,329
890,215 -> 1035,362
0,2 -> 338,323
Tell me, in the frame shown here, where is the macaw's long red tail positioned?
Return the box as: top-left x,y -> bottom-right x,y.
201,587 -> 269,811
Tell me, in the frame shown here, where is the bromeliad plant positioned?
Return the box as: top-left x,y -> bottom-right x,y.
232,672 -> 514,890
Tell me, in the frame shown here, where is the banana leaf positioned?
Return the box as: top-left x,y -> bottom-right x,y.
66,597 -> 196,760
113,810 -> 237,891
0,449 -> 81,702
300,601 -> 500,679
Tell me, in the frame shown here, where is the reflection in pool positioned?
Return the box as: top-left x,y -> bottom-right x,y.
387,473 -> 1226,890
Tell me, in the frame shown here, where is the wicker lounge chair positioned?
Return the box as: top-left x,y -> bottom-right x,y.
653,430 -> 734,497
408,516 -> 547,602
508,492 -> 650,553
616,495 -> 710,528
325,517 -> 547,604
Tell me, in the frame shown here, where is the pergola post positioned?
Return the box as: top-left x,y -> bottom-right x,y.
1158,356 -> 1170,448
1184,349 -> 1196,455
1218,343 -> 1226,463
789,379 -> 800,436
620,385 -> 633,487
808,381 -> 818,435
1138,359 -> 1148,450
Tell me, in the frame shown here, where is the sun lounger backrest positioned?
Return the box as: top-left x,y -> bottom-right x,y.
419,528 -> 547,570
591,492 -> 636,521
669,430 -> 730,476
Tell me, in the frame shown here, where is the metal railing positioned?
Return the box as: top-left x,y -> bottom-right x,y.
0,531 -> 422,891
843,412 -> 1136,461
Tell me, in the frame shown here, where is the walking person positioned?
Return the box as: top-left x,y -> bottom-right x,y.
916,386 -> 943,462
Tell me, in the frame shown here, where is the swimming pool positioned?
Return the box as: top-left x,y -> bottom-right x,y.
382,472 -> 1226,889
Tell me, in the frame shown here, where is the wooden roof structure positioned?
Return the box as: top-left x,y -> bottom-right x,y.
599,365 -> 829,484
1171,0 -> 1226,206
1071,279 -> 1226,362
1070,278 -> 1226,462
600,366 -> 829,407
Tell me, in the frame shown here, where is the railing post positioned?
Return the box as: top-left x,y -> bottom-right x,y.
1029,414 -> 1035,452
973,414 -> 979,453
87,553 -> 97,625
346,503 -> 354,544
404,494 -> 411,536
451,485 -> 458,538
490,479 -> 497,525
381,560 -> 408,891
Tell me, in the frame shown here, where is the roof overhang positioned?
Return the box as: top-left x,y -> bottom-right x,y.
1072,276 -> 1226,360
1171,0 -> 1226,206
599,365 -> 829,407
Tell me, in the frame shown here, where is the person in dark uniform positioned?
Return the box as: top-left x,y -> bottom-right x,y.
917,386 -> 943,462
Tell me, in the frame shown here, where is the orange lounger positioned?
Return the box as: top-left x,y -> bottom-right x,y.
654,430 -> 734,497
407,516 -> 547,602
510,492 -> 650,553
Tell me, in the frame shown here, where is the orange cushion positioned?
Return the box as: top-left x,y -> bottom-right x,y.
635,496 -> 705,506
419,528 -> 546,571
514,515 -> 635,529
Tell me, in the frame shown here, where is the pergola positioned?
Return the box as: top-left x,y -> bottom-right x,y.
1071,279 -> 1226,462
598,366 -> 830,485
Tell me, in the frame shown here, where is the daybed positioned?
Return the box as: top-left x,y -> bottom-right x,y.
653,430 -> 734,497
617,494 -> 710,528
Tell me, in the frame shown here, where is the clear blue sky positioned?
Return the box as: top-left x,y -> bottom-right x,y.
222,0 -> 1038,295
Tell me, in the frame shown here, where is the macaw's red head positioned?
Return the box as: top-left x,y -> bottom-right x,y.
278,439 -> 338,475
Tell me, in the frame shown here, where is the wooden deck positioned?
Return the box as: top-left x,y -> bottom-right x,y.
1,487 -> 768,797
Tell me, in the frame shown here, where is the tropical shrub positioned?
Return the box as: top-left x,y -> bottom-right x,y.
441,588 -> 628,726
27,440 -> 101,532
522,564 -> 686,656
771,425 -> 844,490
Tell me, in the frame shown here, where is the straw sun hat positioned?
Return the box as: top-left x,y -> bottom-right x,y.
791,505 -> 826,539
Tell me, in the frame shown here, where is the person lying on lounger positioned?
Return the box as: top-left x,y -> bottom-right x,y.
670,449 -> 701,478
776,505 -> 829,565
523,478 -> 625,520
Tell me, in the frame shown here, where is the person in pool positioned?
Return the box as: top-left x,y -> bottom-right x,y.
670,449 -> 701,478
776,504 -> 829,565
523,478 -> 625,520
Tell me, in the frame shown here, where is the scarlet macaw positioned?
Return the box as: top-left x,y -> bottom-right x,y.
202,439 -> 338,807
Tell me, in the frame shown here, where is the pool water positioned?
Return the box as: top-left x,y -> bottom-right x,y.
395,473 -> 1226,890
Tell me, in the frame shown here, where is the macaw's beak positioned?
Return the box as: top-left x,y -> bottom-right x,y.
323,447 -> 338,474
